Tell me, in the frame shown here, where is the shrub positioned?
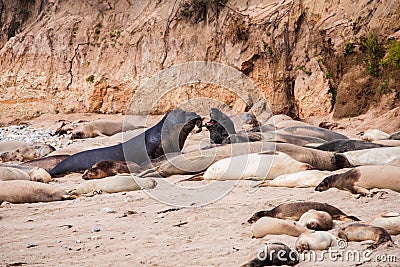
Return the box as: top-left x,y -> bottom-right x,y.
86,75 -> 95,83
359,33 -> 385,77
381,40 -> 400,69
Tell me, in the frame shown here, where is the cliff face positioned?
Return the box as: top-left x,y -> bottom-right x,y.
0,0 -> 399,124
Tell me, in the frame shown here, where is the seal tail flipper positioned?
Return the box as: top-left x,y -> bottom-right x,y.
251,181 -> 270,188
178,172 -> 205,182
61,194 -> 77,200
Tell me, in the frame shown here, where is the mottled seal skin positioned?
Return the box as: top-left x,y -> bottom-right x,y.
277,126 -> 348,141
247,202 -> 359,224
1,144 -> 55,162
298,209 -> 333,231
252,217 -> 311,238
0,180 -> 72,204
82,160 -> 141,180
49,110 -> 201,176
22,155 -> 70,171
315,166 -> 400,195
205,108 -> 236,144
295,231 -> 336,252
338,223 -> 392,249
316,139 -> 387,153
242,242 -> 299,267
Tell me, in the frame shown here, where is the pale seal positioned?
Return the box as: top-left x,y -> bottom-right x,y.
252,217 -> 311,238
298,209 -> 333,231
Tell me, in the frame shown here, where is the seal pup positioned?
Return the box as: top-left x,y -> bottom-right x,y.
71,118 -> 146,139
277,126 -> 348,141
260,169 -> 350,188
295,232 -> 336,252
49,110 -> 201,175
202,151 -> 312,181
315,165 -> 400,195
343,147 -> 400,166
242,242 -> 299,267
0,166 -> 51,183
252,217 -> 311,238
22,155 -> 70,171
1,144 -> 55,162
82,160 -> 141,180
360,129 -> 390,141
315,139 -> 387,153
247,202 -> 359,224
0,180 -> 72,204
69,175 -> 157,195
338,223 -> 392,249
367,213 -> 400,235
298,209 -> 333,231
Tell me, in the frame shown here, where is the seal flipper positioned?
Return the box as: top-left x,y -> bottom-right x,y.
178,172 -> 205,182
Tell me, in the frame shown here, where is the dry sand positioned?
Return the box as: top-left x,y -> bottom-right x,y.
1,113 -> 399,266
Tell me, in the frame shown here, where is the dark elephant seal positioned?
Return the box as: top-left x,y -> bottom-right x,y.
1,144 -> 55,162
82,160 -> 141,180
49,110 -> 201,176
277,126 -> 348,141
242,242 -> 299,267
205,108 -> 236,144
22,155 -> 70,171
0,180 -> 72,204
316,139 -> 387,153
338,223 -> 392,249
247,202 -> 359,224
315,165 -> 400,195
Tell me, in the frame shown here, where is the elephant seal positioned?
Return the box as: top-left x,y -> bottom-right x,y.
205,108 -> 236,144
1,144 -> 55,162
49,110 -> 201,176
275,120 -> 310,129
69,175 -> 157,195
295,232 -> 336,252
315,166 -> 400,195
0,180 -> 72,204
242,242 -> 299,267
71,118 -> 146,139
261,132 -> 327,146
252,217 -> 311,238
82,160 -> 141,180
266,114 -> 293,125
202,152 -> 312,181
386,158 -> 400,167
338,223 -> 392,249
142,141 -> 350,178
0,141 -> 30,154
260,169 -> 350,188
360,129 -> 390,141
315,139 -> 387,153
277,126 -> 348,141
0,166 -> 51,183
373,139 -> 400,146
368,213 -> 400,235
389,131 -> 400,140
298,209 -> 333,231
343,147 -> 400,166
247,202 -> 359,224
22,155 -> 70,171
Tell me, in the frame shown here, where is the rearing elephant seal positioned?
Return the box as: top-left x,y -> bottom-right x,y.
247,202 -> 359,224
205,108 -> 236,144
315,165 -> 400,195
49,110 -> 201,175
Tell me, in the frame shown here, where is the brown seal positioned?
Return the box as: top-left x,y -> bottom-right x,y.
0,180 -> 72,204
338,223 -> 392,249
315,165 -> 400,195
247,201 -> 359,224
298,209 -> 333,231
82,160 -> 141,180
